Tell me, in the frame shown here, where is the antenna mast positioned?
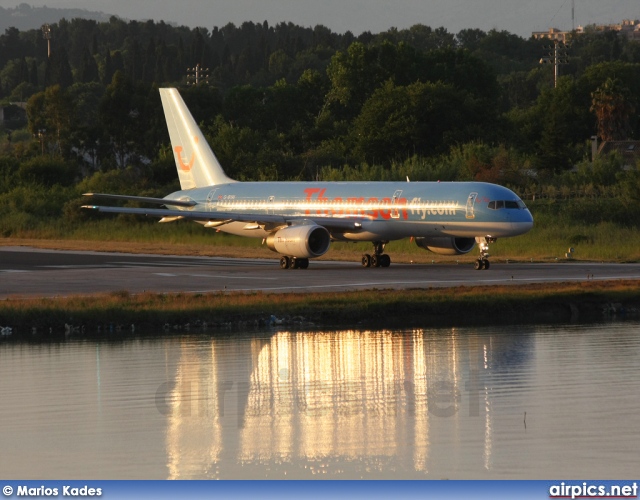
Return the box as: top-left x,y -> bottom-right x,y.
41,24 -> 51,58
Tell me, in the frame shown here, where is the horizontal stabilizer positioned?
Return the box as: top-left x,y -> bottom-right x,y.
83,193 -> 196,207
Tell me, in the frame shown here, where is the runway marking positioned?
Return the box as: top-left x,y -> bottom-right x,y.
40,265 -> 122,269
0,269 -> 30,273
188,273 -> 278,280
154,272 -> 277,280
113,261 -> 209,268
114,260 -> 270,268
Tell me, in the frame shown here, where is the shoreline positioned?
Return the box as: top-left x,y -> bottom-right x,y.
1,280 -> 639,340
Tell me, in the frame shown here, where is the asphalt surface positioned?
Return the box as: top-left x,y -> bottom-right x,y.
1,246 -> 640,298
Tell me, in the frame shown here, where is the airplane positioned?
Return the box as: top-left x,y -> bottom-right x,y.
83,88 -> 534,271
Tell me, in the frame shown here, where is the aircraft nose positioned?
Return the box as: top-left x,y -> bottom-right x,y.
511,210 -> 534,235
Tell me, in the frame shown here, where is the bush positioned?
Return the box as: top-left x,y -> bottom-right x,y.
18,156 -> 78,187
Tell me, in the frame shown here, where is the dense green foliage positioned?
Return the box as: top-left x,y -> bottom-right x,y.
2,17 -> 640,258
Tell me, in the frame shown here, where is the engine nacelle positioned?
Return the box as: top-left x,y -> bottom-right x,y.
415,236 -> 476,255
266,224 -> 331,258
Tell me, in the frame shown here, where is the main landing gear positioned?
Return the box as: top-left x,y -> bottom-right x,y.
474,237 -> 494,271
279,256 -> 309,270
361,241 -> 391,268
474,258 -> 490,270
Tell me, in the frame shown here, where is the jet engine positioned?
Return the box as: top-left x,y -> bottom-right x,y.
414,236 -> 475,255
266,224 -> 331,258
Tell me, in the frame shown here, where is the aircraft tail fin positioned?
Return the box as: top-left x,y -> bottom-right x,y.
159,88 -> 235,189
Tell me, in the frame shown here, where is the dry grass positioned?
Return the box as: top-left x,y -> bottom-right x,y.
0,237 -> 268,259
0,237 -> 550,264
1,279 -> 639,336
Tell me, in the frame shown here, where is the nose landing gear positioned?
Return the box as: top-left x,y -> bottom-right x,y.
474,237 -> 495,271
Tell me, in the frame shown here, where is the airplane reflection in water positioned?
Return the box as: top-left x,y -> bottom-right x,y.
160,329 -> 532,479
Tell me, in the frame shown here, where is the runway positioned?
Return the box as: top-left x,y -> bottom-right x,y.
1,246 -> 640,298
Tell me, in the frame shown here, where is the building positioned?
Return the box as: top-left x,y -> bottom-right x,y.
532,27 -> 575,43
595,140 -> 640,168
532,19 -> 640,42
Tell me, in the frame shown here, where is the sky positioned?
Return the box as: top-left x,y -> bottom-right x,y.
4,0 -> 640,37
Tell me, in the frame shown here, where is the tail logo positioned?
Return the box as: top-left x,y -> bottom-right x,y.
174,136 -> 199,172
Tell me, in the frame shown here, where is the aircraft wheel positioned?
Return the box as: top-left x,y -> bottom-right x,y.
298,258 -> 309,269
290,257 -> 299,269
483,259 -> 490,270
380,254 -> 391,268
361,254 -> 371,268
280,256 -> 290,269
371,254 -> 381,268
474,259 -> 483,270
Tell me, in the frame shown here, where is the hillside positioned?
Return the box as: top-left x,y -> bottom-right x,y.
0,4 -> 113,32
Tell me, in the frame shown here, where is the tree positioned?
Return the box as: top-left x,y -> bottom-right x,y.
591,77 -> 636,141
44,47 -> 74,88
456,29 -> 486,51
79,48 -> 99,83
103,49 -> 114,84
26,85 -> 74,158
351,80 -> 481,164
0,59 -> 25,93
268,49 -> 292,77
351,80 -> 416,163
208,116 -> 262,179
536,77 -> 589,173
326,42 -> 384,118
98,71 -> 139,168
68,82 -> 105,168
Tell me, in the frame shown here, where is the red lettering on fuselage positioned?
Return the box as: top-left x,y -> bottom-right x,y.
304,188 -> 321,215
332,197 -> 342,215
317,189 -> 328,215
366,197 -> 379,219
303,189 -> 410,220
398,198 -> 408,219
379,197 -> 392,220
346,197 -> 365,216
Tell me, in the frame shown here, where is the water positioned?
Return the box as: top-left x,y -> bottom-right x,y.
1,322 -> 639,479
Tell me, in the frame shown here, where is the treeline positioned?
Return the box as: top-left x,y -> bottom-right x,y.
2,17 -> 640,239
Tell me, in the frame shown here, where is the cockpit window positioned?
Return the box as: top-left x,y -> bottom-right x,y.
488,199 -> 528,210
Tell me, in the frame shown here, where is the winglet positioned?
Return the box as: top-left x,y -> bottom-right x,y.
159,88 -> 236,189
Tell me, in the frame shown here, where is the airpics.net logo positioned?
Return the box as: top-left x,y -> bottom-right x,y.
549,482 -> 638,499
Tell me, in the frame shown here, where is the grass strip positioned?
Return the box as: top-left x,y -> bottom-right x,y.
1,280 -> 639,339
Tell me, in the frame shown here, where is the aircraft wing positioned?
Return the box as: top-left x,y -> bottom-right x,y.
81,200 -> 365,233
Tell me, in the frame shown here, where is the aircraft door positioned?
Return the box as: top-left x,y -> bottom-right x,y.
391,190 -> 403,219
465,192 -> 478,219
206,189 -> 218,211
268,195 -> 275,215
